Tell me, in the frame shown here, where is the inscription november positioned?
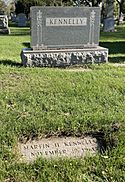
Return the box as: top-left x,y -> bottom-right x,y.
19,137 -> 98,161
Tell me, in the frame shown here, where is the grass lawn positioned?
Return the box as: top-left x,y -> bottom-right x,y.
0,25 -> 125,181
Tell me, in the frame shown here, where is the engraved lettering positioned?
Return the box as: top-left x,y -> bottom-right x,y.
80,19 -> 83,24
54,19 -> 57,24
82,148 -> 84,152
58,19 -> 63,24
19,137 -> 98,161
72,142 -> 77,146
77,141 -> 83,145
46,18 -> 87,26
37,151 -> 43,155
63,19 -> 68,24
31,152 -> 35,156
45,151 -> 48,155
64,142 -> 71,146
92,138 -> 97,143
54,143 -> 60,147
43,144 -> 50,149
92,147 -> 96,151
72,148 -> 80,153
55,150 -> 61,154
38,144 -> 42,149
88,139 -> 92,144
62,150 -> 66,154
24,145 -> 28,150
68,19 -> 71,24
84,139 -> 89,144
49,150 -> 55,155
50,19 -> 54,24
31,145 -> 38,149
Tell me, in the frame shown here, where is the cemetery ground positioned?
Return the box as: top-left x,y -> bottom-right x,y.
0,25 -> 125,182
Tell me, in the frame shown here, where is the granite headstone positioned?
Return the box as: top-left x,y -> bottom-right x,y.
0,15 -> 10,34
16,13 -> 27,27
103,0 -> 114,32
103,17 -> 114,32
21,6 -> 108,67
31,7 -> 100,49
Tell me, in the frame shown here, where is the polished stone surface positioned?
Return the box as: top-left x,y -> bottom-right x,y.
31,7 -> 100,49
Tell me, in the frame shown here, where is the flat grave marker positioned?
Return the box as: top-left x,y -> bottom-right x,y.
18,136 -> 99,162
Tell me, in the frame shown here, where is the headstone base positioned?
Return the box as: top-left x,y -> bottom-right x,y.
21,46 -> 108,67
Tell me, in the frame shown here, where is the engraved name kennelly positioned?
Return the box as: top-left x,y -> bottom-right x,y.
19,137 -> 98,161
46,17 -> 87,26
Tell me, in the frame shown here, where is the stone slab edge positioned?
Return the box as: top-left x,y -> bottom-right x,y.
21,46 -> 108,67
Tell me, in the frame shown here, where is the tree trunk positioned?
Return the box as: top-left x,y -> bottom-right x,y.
117,0 -> 124,25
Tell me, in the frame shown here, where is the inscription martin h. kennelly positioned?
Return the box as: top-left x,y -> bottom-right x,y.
18,137 -> 98,162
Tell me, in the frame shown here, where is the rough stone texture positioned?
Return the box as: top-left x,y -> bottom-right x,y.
31,7 -> 100,49
18,136 -> 99,162
0,15 -> 10,34
21,47 -> 108,67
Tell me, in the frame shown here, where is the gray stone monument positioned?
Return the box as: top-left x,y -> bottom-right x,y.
16,13 -> 27,27
103,17 -> 114,32
0,15 -> 10,34
21,7 -> 108,67
103,0 -> 114,32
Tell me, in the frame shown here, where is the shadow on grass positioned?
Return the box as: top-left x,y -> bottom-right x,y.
10,32 -> 30,36
108,56 -> 125,63
0,32 -> 30,37
22,42 -> 30,48
0,60 -> 22,67
100,41 -> 125,54
8,27 -> 30,36
100,41 -> 125,63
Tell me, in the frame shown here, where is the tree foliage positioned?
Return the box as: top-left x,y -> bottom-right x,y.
15,0 -> 74,16
0,0 -> 7,14
15,0 -> 125,26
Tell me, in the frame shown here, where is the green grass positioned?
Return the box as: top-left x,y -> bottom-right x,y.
0,26 -> 125,181
100,25 -> 125,63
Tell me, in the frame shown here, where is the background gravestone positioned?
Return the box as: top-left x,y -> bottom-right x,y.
103,17 -> 114,32
16,13 -> 27,27
0,15 -> 10,34
103,0 -> 114,32
21,7 -> 108,67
